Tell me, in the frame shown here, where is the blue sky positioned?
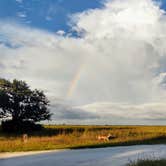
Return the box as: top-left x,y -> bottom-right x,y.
0,0 -> 103,33
1,0 -> 166,124
0,0 -> 166,33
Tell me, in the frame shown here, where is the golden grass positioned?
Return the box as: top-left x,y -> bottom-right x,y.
0,125 -> 166,152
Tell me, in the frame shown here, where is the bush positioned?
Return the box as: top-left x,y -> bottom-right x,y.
1,120 -> 43,133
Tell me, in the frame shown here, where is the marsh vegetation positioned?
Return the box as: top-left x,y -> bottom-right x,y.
1,125 -> 166,152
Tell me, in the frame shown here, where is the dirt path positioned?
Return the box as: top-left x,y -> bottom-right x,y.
0,149 -> 62,159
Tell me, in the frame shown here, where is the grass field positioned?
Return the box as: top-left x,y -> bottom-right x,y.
127,159 -> 166,166
0,125 -> 166,152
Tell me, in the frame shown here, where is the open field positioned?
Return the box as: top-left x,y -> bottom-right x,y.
127,159 -> 166,166
0,125 -> 166,152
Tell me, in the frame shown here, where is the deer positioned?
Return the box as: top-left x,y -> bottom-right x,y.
97,134 -> 116,141
22,134 -> 28,143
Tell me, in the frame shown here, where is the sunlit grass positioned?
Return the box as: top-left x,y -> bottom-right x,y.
0,125 -> 166,152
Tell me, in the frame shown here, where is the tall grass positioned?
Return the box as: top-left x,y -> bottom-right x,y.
0,125 -> 166,152
127,159 -> 166,166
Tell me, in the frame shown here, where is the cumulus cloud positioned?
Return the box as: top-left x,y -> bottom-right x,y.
68,0 -> 166,105
0,0 -> 166,124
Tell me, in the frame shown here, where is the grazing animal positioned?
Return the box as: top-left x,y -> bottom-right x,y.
97,134 -> 116,141
22,134 -> 28,143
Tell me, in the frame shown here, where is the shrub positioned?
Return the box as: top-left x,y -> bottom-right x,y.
1,120 -> 43,133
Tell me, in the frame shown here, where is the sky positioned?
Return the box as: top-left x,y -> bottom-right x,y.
0,0 -> 166,125
0,0 -> 102,33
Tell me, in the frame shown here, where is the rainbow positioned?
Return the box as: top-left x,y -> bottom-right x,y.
66,63 -> 85,99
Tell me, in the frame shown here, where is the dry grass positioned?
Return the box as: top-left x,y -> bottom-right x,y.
0,125 -> 166,152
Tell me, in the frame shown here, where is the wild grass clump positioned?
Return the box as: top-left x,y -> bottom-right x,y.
127,159 -> 166,166
0,125 -> 166,152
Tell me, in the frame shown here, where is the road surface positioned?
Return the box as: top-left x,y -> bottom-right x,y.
1,145 -> 166,166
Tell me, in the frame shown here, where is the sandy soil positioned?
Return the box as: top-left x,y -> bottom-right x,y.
0,149 -> 62,159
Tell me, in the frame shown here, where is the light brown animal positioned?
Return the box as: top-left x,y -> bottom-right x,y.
97,134 -> 116,141
22,134 -> 28,143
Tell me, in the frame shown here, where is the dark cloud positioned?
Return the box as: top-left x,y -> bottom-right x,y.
51,103 -> 98,120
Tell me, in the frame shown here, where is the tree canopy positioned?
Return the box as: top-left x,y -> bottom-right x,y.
0,78 -> 51,123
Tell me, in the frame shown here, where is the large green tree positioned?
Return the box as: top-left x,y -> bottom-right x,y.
0,78 -> 51,123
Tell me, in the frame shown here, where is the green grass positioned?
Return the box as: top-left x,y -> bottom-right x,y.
0,125 -> 166,152
127,159 -> 166,166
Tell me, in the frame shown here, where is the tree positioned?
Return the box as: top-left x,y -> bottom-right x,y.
0,78 -> 51,131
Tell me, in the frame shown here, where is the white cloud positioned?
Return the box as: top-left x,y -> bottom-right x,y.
75,102 -> 166,124
0,0 -> 166,124
16,0 -> 23,4
50,102 -> 166,125
17,12 -> 27,18
56,30 -> 66,36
